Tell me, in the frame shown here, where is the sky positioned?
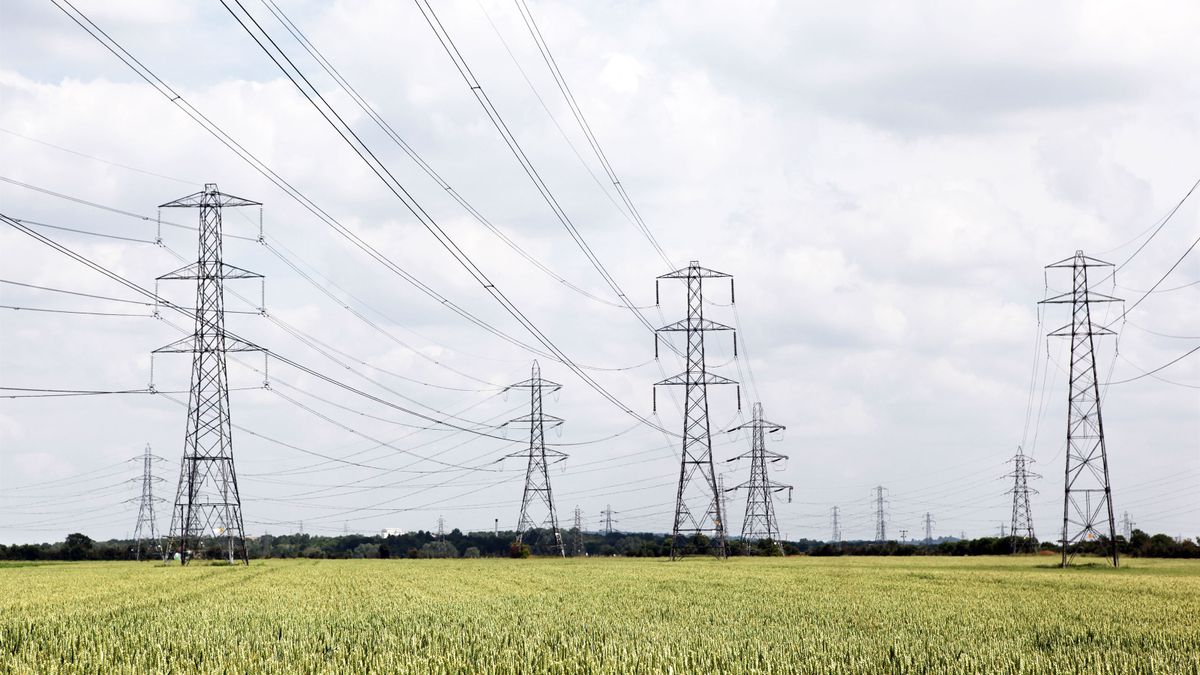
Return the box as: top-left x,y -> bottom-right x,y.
1,0 -> 1197,546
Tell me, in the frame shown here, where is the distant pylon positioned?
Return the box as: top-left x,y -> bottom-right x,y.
1005,448 -> 1040,553
159,184 -> 264,566
830,506 -> 841,544
873,486 -> 888,542
571,506 -> 585,557
599,504 -> 618,536
1041,250 -> 1121,568
923,512 -> 934,544
437,516 -> 446,540
654,261 -> 739,559
131,444 -> 165,561
726,402 -> 792,553
506,361 -> 566,557
999,523 -> 1008,538
1120,511 -> 1134,541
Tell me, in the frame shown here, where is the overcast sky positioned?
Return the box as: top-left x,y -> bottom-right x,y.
1,0 -> 1197,545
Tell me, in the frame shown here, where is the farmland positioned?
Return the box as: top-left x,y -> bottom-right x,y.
2,556 -> 1198,674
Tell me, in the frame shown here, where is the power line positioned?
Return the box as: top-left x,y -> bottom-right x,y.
1,304 -> 149,318
410,0 -> 680,354
207,0 -> 675,435
46,0 -> 578,368
0,214 -> 587,441
1108,344 -> 1200,386
507,0 -> 674,268
254,0 -> 648,312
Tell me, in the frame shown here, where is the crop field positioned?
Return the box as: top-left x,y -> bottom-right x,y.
1,556 -> 1198,674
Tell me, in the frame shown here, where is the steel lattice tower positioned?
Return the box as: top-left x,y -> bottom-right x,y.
159,184 -> 263,565
923,512 -> 935,544
1041,250 -> 1121,567
874,486 -> 888,542
830,506 -> 841,544
726,402 -> 792,551
131,444 -> 164,561
599,504 -> 618,535
571,506 -> 585,557
1120,511 -> 1134,541
654,261 -> 738,559
506,361 -> 566,557
1005,448 -> 1040,553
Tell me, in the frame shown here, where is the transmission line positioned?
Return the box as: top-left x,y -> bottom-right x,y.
254,0 -> 648,312
58,0 -> 670,434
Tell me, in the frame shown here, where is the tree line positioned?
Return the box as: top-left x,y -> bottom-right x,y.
1,528 -> 1195,561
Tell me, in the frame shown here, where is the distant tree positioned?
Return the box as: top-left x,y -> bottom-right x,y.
62,533 -> 93,561
755,538 -> 785,556
352,543 -> 381,559
508,541 -> 531,558
463,547 -> 481,558
420,541 -> 458,559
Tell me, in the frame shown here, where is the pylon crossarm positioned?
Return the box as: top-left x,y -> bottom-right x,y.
655,372 -> 737,387
161,189 -> 260,208
656,318 -> 734,332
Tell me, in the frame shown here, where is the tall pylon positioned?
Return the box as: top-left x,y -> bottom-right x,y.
599,504 -> 618,536
653,261 -> 738,559
726,402 -> 792,552
436,516 -> 446,540
830,506 -> 841,544
923,512 -> 935,544
1041,250 -> 1121,568
1005,448 -> 1040,553
159,184 -> 263,565
506,361 -> 566,557
131,444 -> 165,561
571,506 -> 585,557
873,486 -> 888,542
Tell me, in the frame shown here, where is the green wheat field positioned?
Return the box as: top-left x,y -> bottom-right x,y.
1,556 -> 1197,674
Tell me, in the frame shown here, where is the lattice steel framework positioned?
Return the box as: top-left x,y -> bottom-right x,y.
874,486 -> 888,542
830,506 -> 841,544
1041,250 -> 1120,567
1005,448 -> 1040,553
571,506 -> 585,557
654,261 -> 738,559
599,504 -> 618,536
506,361 -> 566,557
159,184 -> 263,565
131,444 -> 164,561
726,402 -> 792,551
923,512 -> 935,544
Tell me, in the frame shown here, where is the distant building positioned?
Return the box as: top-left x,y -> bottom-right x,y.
380,528 -> 406,537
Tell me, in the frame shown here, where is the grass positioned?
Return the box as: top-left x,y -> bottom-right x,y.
1,556 -> 1197,673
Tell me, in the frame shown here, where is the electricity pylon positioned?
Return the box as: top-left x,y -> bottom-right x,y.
159,184 -> 263,565
437,516 -> 446,540
599,504 -> 618,535
131,444 -> 165,561
1005,448 -> 1040,553
726,402 -> 792,553
830,506 -> 841,544
654,261 -> 739,559
571,506 -> 585,557
923,512 -> 935,544
506,361 -> 566,557
1041,250 -> 1121,567
1120,511 -> 1134,541
873,486 -> 888,542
